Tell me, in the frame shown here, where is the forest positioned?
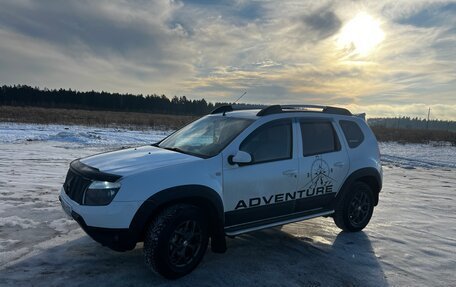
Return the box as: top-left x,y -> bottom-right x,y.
1,85 -> 455,134
0,85 -> 223,115
367,117 -> 456,132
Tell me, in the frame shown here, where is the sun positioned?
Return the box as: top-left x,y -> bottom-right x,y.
337,13 -> 384,56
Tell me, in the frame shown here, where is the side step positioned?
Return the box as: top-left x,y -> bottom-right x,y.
224,210 -> 334,236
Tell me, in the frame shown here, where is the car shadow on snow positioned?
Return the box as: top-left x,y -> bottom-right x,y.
0,224 -> 388,287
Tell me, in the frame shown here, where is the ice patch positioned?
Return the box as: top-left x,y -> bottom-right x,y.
380,142 -> 456,169
48,218 -> 75,233
0,239 -> 21,251
0,216 -> 40,229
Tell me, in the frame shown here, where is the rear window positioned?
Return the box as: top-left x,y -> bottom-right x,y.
339,120 -> 364,148
300,121 -> 340,156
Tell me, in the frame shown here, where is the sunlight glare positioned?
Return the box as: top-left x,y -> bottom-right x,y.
337,13 -> 384,56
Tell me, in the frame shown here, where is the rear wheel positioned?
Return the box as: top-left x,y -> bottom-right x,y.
333,182 -> 374,232
144,204 -> 209,279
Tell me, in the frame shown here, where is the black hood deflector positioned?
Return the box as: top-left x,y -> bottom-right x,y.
70,160 -> 121,182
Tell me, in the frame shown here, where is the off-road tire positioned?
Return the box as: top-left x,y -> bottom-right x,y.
333,182 -> 374,232
143,204 -> 209,279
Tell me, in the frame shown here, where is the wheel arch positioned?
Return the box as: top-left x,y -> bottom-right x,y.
129,184 -> 227,253
336,167 -> 382,206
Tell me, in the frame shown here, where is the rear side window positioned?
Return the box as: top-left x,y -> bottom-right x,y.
300,121 -> 340,156
240,120 -> 292,164
339,120 -> 364,148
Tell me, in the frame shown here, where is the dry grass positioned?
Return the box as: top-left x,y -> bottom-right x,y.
1,105 -> 455,144
371,126 -> 456,145
0,105 -> 196,130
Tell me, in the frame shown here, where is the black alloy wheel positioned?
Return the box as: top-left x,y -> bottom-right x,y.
347,189 -> 372,228
333,181 -> 374,232
168,220 -> 203,268
144,204 -> 209,279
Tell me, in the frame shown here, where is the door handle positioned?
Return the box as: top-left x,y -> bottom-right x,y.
334,162 -> 345,168
282,169 -> 298,178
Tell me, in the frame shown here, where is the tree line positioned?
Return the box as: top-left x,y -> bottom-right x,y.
368,117 -> 456,132
1,85 -> 455,132
0,85 -> 229,115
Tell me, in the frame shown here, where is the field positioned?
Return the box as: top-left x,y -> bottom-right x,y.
1,105 -> 455,144
0,106 -> 196,130
371,126 -> 456,145
0,123 -> 455,286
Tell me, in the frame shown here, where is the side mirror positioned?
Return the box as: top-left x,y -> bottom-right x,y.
228,151 -> 252,165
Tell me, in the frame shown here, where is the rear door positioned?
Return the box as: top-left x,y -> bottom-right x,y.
295,119 -> 349,212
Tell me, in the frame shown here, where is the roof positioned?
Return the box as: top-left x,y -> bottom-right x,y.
209,104 -> 354,119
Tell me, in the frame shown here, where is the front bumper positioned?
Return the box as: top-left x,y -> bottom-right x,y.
71,207 -> 136,251
59,189 -> 142,252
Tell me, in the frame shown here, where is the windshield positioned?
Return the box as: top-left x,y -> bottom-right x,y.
158,116 -> 254,158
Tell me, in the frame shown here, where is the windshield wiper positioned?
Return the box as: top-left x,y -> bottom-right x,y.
161,146 -> 187,154
159,146 -> 208,159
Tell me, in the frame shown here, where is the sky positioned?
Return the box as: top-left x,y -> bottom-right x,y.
0,0 -> 455,119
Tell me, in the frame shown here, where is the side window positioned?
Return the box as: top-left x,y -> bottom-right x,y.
240,120 -> 292,164
300,121 -> 340,156
339,120 -> 365,148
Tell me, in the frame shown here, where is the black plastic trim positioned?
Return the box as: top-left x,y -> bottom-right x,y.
257,105 -> 353,117
211,105 -> 233,114
70,160 -> 121,182
129,185 -> 226,253
225,193 -> 336,227
225,200 -> 294,226
295,193 -> 335,212
256,105 -> 282,116
334,167 -> 382,207
225,208 -> 331,234
322,106 -> 352,116
70,209 -> 136,252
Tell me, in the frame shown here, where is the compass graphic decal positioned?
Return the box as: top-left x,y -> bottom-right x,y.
302,156 -> 335,192
311,158 -> 334,186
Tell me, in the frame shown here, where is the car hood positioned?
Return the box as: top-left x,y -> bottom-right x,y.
80,145 -> 200,176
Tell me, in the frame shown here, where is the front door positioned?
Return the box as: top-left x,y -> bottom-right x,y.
222,119 -> 299,227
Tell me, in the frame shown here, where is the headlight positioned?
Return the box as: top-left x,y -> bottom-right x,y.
83,181 -> 121,206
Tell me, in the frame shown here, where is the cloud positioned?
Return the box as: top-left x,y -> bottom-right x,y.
0,0 -> 454,119
301,7 -> 342,40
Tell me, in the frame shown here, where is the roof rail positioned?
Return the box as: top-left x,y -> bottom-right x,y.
256,105 -> 282,116
210,105 -> 233,115
282,105 -> 352,116
257,104 -> 352,116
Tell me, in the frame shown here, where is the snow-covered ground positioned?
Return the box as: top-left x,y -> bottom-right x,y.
0,123 -> 455,286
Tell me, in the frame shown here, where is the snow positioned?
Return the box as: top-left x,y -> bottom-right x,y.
0,216 -> 40,229
380,142 -> 456,169
0,122 -> 170,146
0,123 -> 455,286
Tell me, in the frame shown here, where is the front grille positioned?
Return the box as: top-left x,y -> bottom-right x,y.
64,168 -> 92,204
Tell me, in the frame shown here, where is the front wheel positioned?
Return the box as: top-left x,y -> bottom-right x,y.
333,182 -> 374,232
143,204 -> 209,279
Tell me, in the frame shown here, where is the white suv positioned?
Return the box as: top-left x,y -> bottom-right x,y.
59,105 -> 382,279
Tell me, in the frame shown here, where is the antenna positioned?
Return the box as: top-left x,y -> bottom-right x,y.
426,107 -> 431,129
234,91 -> 247,104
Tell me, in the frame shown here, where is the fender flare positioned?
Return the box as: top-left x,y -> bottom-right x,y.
128,184 -> 226,253
335,167 -> 382,206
